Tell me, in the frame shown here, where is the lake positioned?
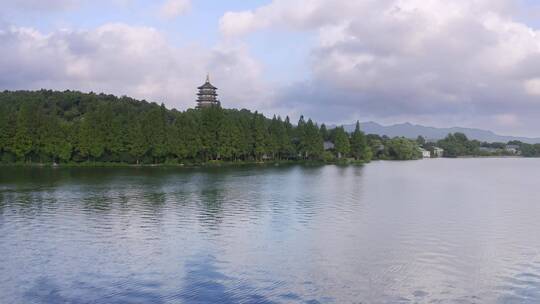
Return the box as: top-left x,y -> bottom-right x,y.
1,159 -> 540,303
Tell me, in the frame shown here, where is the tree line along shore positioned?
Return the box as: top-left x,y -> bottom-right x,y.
0,90 -> 538,166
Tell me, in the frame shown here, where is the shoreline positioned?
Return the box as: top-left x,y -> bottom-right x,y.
0,159 -> 368,169
454,155 -> 524,159
1,156 -> 535,169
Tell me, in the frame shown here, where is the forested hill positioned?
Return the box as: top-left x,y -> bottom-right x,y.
0,90 -> 377,164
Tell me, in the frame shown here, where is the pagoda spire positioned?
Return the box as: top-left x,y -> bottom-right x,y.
206,73 -> 210,83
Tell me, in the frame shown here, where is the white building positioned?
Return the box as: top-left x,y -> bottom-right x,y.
505,145 -> 520,155
432,147 -> 444,157
323,141 -> 335,151
419,148 -> 431,158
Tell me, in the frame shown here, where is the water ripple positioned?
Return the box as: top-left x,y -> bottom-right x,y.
1,161 -> 540,303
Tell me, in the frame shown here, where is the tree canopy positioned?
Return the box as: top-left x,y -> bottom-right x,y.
0,90 -> 443,165
0,90 -> 327,164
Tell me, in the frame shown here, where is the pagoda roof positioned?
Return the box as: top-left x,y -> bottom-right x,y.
198,82 -> 217,90
198,74 -> 217,90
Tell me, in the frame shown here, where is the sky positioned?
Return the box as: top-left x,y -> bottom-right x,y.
2,0 -> 540,136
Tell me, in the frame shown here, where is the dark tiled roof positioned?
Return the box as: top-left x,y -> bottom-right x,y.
198,81 -> 217,90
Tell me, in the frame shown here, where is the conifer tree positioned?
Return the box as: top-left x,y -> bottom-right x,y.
13,102 -> 36,162
297,116 -> 307,158
350,121 -> 371,161
200,107 -> 223,160
55,121 -> 73,163
144,106 -> 168,163
127,117 -> 148,164
267,115 -> 281,159
251,112 -> 268,161
0,106 -> 9,156
303,119 -> 323,159
334,126 -> 351,158
218,116 -> 236,160
78,109 -> 105,161
282,116 -> 295,159
320,123 -> 329,141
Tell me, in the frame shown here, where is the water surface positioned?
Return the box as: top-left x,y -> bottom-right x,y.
1,159 -> 540,303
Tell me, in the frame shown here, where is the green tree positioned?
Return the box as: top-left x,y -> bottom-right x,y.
39,116 -> 73,163
143,105 -> 168,163
437,132 -> 479,157
333,126 -> 350,158
78,110 -> 105,161
386,137 -> 421,160
0,105 -> 13,157
274,116 -> 292,160
200,107 -> 223,160
218,116 -> 238,160
127,118 -> 148,164
56,121 -> 74,162
251,112 -> 268,161
521,143 -> 538,157
350,121 -> 371,161
13,102 -> 36,162
303,119 -> 323,159
416,135 -> 426,146
267,115 -> 281,159
296,115 -> 307,158
283,116 -> 295,159
320,123 -> 329,141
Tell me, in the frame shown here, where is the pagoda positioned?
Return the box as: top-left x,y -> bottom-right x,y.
196,74 -> 220,108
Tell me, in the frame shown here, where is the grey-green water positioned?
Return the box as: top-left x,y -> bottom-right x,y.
1,159 -> 540,303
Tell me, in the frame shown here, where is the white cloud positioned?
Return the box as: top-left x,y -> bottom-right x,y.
524,78 -> 540,96
220,11 -> 258,37
220,0 -> 540,135
159,0 -> 191,20
3,0 -> 540,135
0,23 -> 271,111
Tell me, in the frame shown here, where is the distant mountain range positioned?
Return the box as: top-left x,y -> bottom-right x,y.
339,122 -> 540,144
